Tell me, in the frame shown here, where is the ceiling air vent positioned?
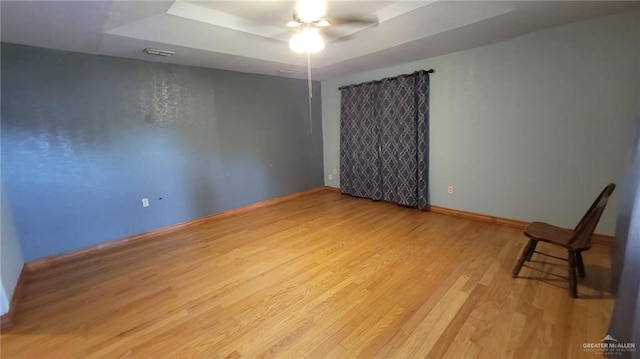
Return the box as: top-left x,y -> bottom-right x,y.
143,48 -> 175,57
278,67 -> 297,74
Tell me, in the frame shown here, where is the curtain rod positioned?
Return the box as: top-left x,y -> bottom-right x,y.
338,69 -> 434,90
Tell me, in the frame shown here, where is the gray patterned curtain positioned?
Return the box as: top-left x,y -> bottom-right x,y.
340,70 -> 430,209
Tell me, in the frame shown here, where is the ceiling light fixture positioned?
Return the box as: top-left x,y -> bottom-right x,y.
287,0 -> 330,135
295,0 -> 326,23
289,27 -> 325,54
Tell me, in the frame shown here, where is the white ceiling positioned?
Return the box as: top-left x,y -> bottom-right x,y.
1,1 -> 638,80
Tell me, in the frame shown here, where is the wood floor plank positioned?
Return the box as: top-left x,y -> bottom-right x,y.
0,190 -> 614,358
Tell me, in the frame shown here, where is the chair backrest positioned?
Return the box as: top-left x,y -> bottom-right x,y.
569,183 -> 616,248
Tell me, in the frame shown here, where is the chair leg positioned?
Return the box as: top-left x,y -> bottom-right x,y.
575,251 -> 585,278
568,250 -> 578,298
512,239 -> 536,278
525,240 -> 538,261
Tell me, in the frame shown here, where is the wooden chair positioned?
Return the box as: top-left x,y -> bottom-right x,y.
511,183 -> 616,298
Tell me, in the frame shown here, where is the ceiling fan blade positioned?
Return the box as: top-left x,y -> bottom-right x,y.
329,14 -> 379,27
316,19 -> 331,27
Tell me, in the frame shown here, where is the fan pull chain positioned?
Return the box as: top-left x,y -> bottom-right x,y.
307,50 -> 313,134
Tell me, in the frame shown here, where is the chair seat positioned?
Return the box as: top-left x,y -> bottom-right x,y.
524,222 -> 576,248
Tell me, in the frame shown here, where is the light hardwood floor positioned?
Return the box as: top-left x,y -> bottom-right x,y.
1,189 -> 613,358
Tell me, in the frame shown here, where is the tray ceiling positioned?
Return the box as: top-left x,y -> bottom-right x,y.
1,1 -> 637,80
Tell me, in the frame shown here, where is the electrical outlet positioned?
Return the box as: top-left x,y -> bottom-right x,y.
447,186 -> 454,194
333,168 -> 338,175
142,198 -> 149,207
328,174 -> 333,181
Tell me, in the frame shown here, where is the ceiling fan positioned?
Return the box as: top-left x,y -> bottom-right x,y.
286,0 -> 331,53
283,0 -> 378,132
285,0 -> 378,53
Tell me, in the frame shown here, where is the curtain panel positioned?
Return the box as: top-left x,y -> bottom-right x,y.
340,70 -> 430,209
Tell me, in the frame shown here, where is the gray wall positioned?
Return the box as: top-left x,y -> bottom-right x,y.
1,43 -> 323,262
608,109 -> 640,356
322,9 -> 640,235
0,184 -> 25,315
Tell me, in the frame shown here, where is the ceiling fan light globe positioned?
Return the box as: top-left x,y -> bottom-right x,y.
289,28 -> 325,54
289,32 -> 307,53
296,0 -> 326,23
306,30 -> 325,53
